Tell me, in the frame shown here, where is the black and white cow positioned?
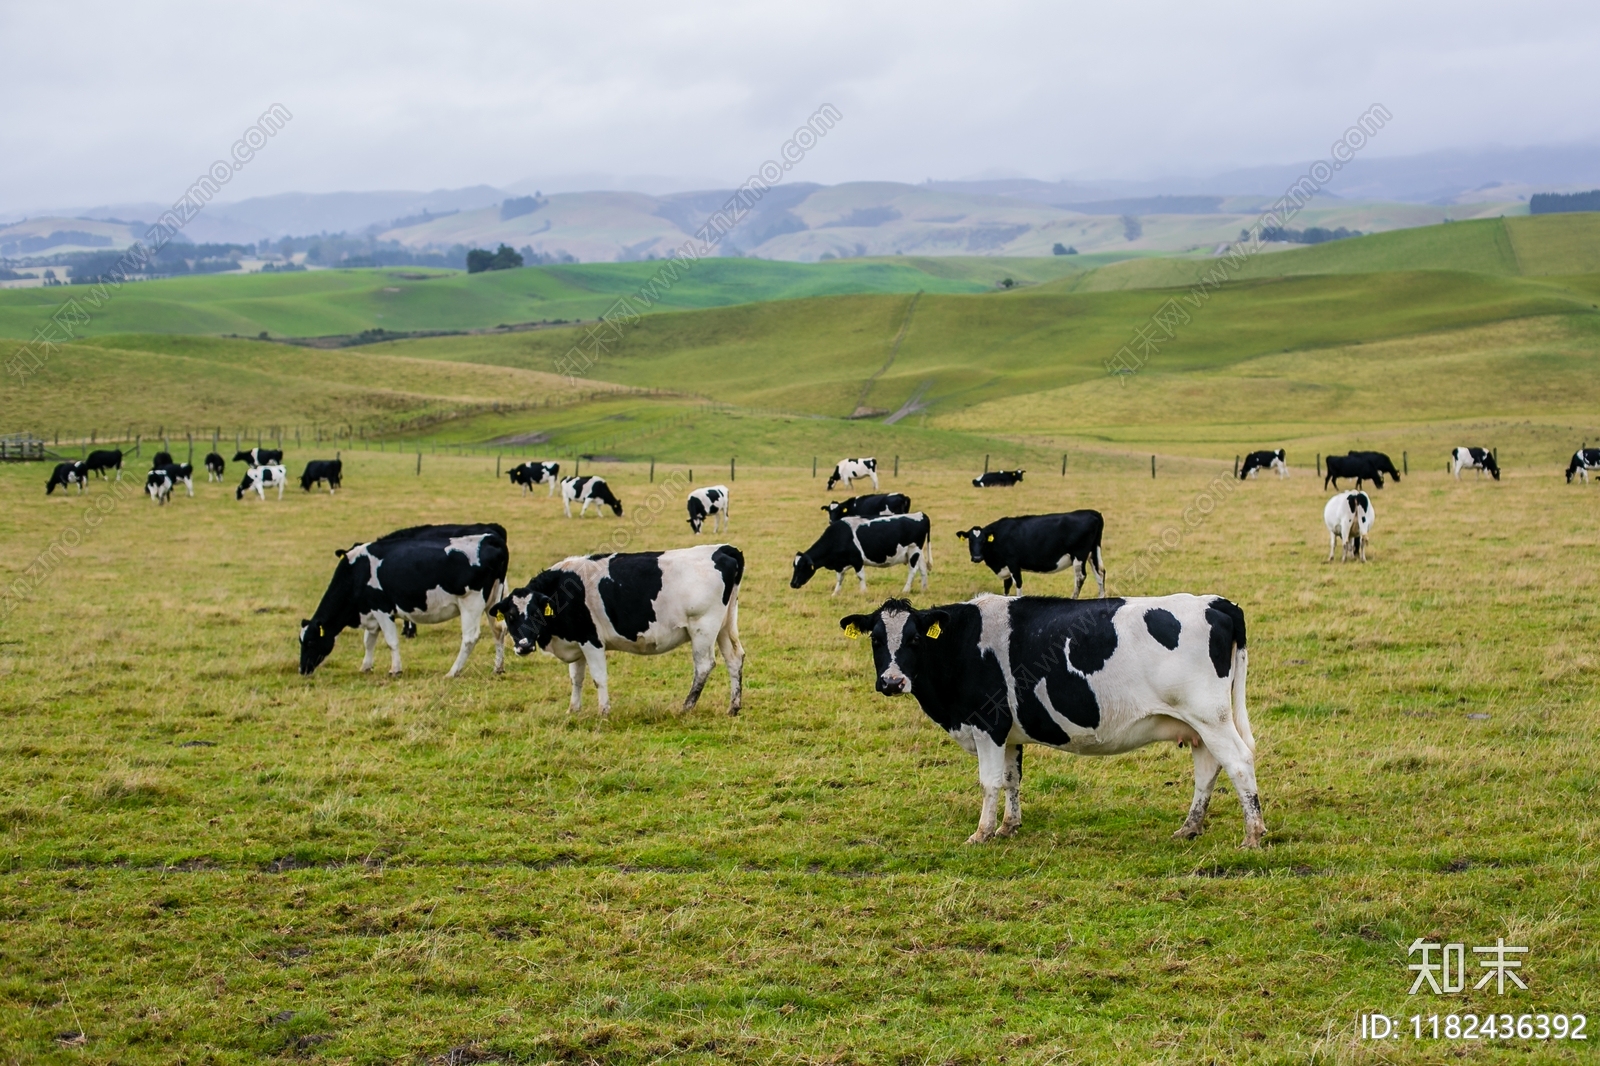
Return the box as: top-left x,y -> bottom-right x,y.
791,513 -> 932,596
973,470 -> 1024,488
146,463 -> 194,504
151,451 -> 173,468
838,593 -> 1263,846
1324,451 -> 1400,490
827,457 -> 879,492
204,452 -> 226,481
300,523 -> 510,677
233,447 -> 284,467
236,464 -> 287,500
1450,447 -> 1499,480
508,461 -> 561,496
491,543 -> 744,716
1239,449 -> 1287,479
686,485 -> 730,534
561,475 -> 623,517
956,511 -> 1106,597
300,459 -> 342,494
821,493 -> 911,523
1324,491 -> 1374,562
1565,448 -> 1600,484
84,449 -> 123,480
46,461 -> 88,495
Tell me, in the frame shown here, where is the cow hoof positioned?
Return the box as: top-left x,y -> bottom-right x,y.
388,670 -> 402,678
997,821 -> 1020,837
965,830 -> 994,845
1240,829 -> 1266,849
493,666 -> 505,676
727,706 -> 740,717
1172,823 -> 1203,840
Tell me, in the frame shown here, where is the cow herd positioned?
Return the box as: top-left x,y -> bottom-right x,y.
44,446 -> 343,505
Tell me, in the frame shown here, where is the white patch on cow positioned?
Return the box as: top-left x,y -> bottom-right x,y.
398,586 -> 467,626
345,543 -> 384,590
447,534 -> 488,566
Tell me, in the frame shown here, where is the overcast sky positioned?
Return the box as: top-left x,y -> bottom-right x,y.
5,0 -> 1600,210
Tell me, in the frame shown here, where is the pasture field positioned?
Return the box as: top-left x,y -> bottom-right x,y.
1,450 -> 1597,1063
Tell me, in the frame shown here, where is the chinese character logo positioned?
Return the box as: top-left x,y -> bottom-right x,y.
1408,937 -> 1528,994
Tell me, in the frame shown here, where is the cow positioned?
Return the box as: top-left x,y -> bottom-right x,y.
300,459 -> 343,494
821,493 -> 911,523
838,593 -> 1263,847
508,461 -> 561,496
204,453 -> 226,481
973,470 -> 1024,488
146,463 -> 194,505
1324,491 -> 1374,562
827,457 -> 879,492
791,513 -> 932,596
1565,448 -> 1600,484
956,511 -> 1106,597
151,451 -> 173,468
686,485 -> 730,534
1239,449 -> 1287,479
300,523 -> 510,677
1450,447 -> 1499,480
561,475 -> 623,517
236,464 -> 287,500
490,543 -> 744,716
1323,450 -> 1400,490
84,449 -> 123,480
46,461 -> 88,495
233,447 -> 283,467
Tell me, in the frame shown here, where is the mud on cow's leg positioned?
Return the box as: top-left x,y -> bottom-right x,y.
997,743 -> 1024,836
967,733 -> 1007,844
681,620 -> 719,712
1174,741 -> 1221,839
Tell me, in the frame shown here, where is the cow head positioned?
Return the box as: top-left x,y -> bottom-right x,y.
594,483 -> 624,516
299,616 -> 338,674
826,472 -> 842,491
1483,453 -> 1501,480
839,599 -> 949,696
820,502 -> 844,522
488,587 -> 552,655
790,552 -> 818,589
686,499 -> 707,533
955,527 -> 988,563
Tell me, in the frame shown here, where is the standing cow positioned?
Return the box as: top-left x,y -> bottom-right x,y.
791,513 -> 932,595
1324,491 -> 1374,562
1324,451 -> 1400,490
1565,448 -> 1600,484
1450,447 -> 1499,480
491,543 -> 744,716
46,461 -> 88,495
84,449 -> 123,480
821,493 -> 911,522
300,459 -> 342,494
686,485 -> 730,534
236,464 -> 288,500
204,453 -> 226,481
146,463 -> 195,504
300,523 -> 510,677
233,447 -> 284,467
509,461 -> 561,496
956,511 -> 1106,597
838,593 -> 1263,847
827,458 -> 879,492
1239,450 -> 1287,479
561,475 -> 623,517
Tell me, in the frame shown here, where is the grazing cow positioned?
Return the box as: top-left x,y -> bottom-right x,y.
1324,491 -> 1374,562
508,461 -> 561,496
1323,450 -> 1400,490
561,475 -> 623,517
236,464 -> 287,500
1451,447 -> 1499,480
300,459 -> 343,494
791,513 -> 932,595
1239,449 -> 1287,479
204,453 -> 226,481
46,461 -> 88,495
838,593 -> 1262,846
973,469 -> 1024,488
827,457 -> 879,492
821,493 -> 912,523
956,511 -> 1106,597
686,485 -> 730,534
151,451 -> 173,468
232,447 -> 283,467
1565,448 -> 1600,484
84,449 -> 123,480
491,543 -> 744,716
146,463 -> 194,504
300,523 -> 509,677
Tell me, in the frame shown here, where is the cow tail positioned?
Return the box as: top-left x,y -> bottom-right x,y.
923,522 -> 932,573
1231,644 -> 1255,756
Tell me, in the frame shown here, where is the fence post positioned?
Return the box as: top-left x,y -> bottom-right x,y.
893,455 -> 899,478
1316,453 -> 1321,477
1493,447 -> 1498,467
812,457 -> 817,478
688,468 -> 692,484
496,454 -> 501,477
416,451 -> 421,476
1151,455 -> 1156,479
984,453 -> 990,474
731,457 -> 736,482
1233,455 -> 1239,478
650,457 -> 655,483
134,434 -> 139,457
1402,451 -> 1408,475
1061,452 -> 1067,476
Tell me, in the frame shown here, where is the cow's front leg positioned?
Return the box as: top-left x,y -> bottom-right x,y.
582,645 -> 611,715
490,614 -> 507,675
276,479 -> 285,500
562,497 -> 573,517
1327,531 -> 1338,562
360,624 -> 379,672
997,743 -> 1024,836
184,479 -> 194,497
447,598 -> 484,677
1174,740 -> 1221,839
967,733 -> 1007,844
830,569 -> 845,597
374,615 -> 403,675
856,567 -> 868,594
1071,558 -> 1086,599
566,657 -> 586,713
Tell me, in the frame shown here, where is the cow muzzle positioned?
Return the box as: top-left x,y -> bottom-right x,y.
877,672 -> 910,696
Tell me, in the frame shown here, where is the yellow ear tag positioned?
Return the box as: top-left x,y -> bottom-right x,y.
925,622 -> 942,640
986,534 -> 995,542
543,604 -> 554,616
844,623 -> 862,640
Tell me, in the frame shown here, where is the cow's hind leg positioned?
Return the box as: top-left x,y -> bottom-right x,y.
1192,722 -> 1265,847
681,618 -> 721,712
997,743 -> 1023,836
1174,740 -> 1221,839
1071,558 -> 1086,599
717,599 -> 743,716
1092,547 -> 1107,598
967,732 -> 1007,844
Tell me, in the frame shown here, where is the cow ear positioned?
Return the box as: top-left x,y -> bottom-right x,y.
334,547 -> 347,558
916,610 -> 950,640
839,614 -> 873,639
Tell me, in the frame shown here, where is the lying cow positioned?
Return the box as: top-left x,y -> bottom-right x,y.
1450,447 -> 1499,480
233,447 -> 284,467
300,523 -> 509,677
46,461 -> 88,495
956,511 -> 1106,597
236,464 -> 288,500
508,461 -> 561,496
1324,451 -> 1400,490
300,459 -> 342,494
1239,449 -> 1287,479
821,493 -> 911,523
1565,448 -> 1600,484
146,463 -> 194,504
792,513 -> 931,596
84,449 -> 123,480
204,452 -> 226,481
839,593 -> 1263,847
973,470 -> 1024,488
561,475 -> 623,517
1324,491 -> 1374,562
491,543 -> 745,716
686,485 -> 729,534
827,457 -> 879,492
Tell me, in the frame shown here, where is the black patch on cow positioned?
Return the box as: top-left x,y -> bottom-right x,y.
1007,598 -> 1122,734
1204,600 -> 1246,678
1144,608 -> 1181,649
597,552 -> 664,641
712,545 -> 743,604
1066,618 -> 1117,675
